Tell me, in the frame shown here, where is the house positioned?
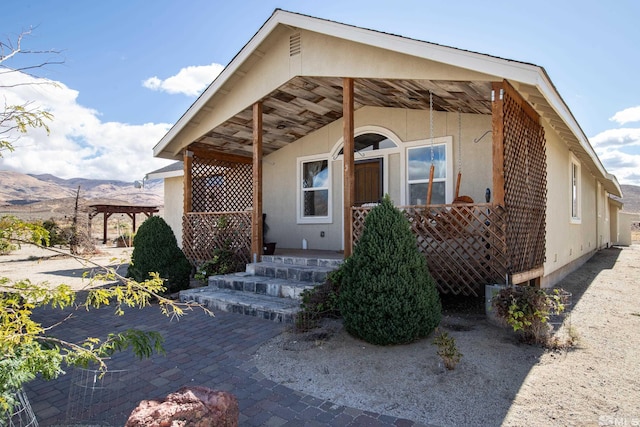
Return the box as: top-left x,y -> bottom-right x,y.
153,9 -> 622,297
145,161 -> 184,246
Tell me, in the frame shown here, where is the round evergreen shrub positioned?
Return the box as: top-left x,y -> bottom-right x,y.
127,216 -> 191,294
339,195 -> 441,345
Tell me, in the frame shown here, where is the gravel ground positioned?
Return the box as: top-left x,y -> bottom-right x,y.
254,245 -> 640,427
0,244 -> 132,290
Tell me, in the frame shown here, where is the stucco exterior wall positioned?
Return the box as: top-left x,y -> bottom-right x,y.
542,120 -> 608,287
616,212 -> 637,246
298,29 -> 495,81
263,106 -> 492,251
163,176 -> 184,247
610,202 -> 620,245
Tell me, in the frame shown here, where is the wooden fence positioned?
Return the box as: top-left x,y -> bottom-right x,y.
353,203 -> 508,296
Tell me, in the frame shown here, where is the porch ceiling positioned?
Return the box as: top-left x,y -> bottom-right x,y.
191,76 -> 493,157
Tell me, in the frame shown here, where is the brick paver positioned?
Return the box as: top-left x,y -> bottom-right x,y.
24,303 -> 429,426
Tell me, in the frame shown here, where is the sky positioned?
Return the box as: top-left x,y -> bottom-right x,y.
1,0 -> 639,186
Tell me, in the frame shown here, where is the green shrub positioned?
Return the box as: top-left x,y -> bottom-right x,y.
0,216 -> 19,254
41,219 -> 68,247
433,329 -> 463,370
491,286 -> 568,344
339,195 -> 441,345
194,247 -> 244,283
127,216 -> 191,294
295,269 -> 342,332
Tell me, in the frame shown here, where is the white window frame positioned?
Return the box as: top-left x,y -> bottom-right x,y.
297,154 -> 332,224
570,154 -> 581,223
402,136 -> 454,205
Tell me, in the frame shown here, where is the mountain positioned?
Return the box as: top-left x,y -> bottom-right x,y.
620,185 -> 640,214
0,170 -> 163,208
0,171 -> 75,204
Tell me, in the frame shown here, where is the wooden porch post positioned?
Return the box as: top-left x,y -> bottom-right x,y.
252,101 -> 263,261
183,150 -> 193,213
343,78 -> 355,258
491,81 -> 505,207
102,212 -> 112,244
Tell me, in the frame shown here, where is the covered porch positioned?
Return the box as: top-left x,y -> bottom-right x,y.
179,77 -> 547,297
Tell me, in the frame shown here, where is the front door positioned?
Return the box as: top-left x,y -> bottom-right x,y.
355,158 -> 383,206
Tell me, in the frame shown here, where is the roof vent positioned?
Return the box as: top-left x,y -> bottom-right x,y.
290,33 -> 301,56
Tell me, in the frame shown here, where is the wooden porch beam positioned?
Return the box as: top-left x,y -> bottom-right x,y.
343,78 -> 355,258
502,80 -> 540,122
251,101 -> 263,261
511,266 -> 544,286
190,146 -> 253,164
491,81 -> 505,207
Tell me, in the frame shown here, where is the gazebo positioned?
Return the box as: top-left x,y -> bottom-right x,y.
88,204 -> 159,244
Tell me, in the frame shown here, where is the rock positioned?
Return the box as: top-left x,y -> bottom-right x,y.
125,386 -> 239,427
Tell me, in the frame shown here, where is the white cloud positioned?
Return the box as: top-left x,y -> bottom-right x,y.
591,128 -> 640,149
590,105 -> 640,186
0,71 -> 174,182
610,106 -> 640,125
142,63 -> 224,96
591,127 -> 640,186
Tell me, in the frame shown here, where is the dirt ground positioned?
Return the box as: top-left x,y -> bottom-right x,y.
2,243 -> 638,426
254,245 -> 640,426
0,244 -> 133,290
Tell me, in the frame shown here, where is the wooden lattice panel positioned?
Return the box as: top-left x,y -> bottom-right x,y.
191,154 -> 252,213
501,86 -> 547,275
352,204 -> 508,296
182,212 -> 252,266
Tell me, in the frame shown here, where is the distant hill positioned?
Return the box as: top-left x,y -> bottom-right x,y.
620,185 -> 640,214
0,170 -> 163,208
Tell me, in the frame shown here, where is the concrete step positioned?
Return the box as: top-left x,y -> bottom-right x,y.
261,254 -> 343,269
180,254 -> 342,323
180,287 -> 299,323
208,272 -> 315,300
245,261 -> 336,283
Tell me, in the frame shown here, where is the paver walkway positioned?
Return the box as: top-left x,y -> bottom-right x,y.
25,301 -> 429,426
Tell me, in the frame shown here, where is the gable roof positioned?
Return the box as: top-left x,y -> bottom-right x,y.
145,161 -> 183,180
153,9 -> 621,197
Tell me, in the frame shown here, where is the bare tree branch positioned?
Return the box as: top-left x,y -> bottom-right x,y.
0,28 -> 62,156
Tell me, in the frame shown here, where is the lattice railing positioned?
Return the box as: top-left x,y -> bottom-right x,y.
353,203 -> 508,296
182,211 -> 252,266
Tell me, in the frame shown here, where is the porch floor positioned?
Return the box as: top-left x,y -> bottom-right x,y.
265,247 -> 345,260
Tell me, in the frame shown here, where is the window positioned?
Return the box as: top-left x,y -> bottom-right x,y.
570,157 -> 581,222
407,144 -> 447,205
338,133 -> 397,155
298,157 -> 331,223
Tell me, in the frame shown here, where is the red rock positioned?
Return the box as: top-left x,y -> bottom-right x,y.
125,386 -> 238,427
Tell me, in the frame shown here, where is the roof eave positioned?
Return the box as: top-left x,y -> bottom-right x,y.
153,9 -> 287,158
532,70 -> 622,197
